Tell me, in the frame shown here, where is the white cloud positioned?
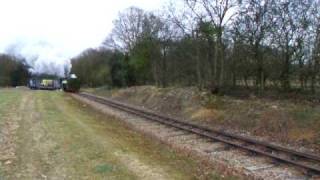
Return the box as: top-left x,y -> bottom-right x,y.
0,0 -> 168,76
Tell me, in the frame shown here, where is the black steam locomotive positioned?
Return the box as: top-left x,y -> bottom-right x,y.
62,74 -> 81,92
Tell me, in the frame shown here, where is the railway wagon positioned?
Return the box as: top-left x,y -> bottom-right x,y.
28,78 -> 41,89
28,78 -> 61,90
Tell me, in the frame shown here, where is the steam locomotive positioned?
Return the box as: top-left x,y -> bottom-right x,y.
62,74 -> 81,92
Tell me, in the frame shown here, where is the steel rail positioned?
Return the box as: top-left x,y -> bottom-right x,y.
78,92 -> 320,174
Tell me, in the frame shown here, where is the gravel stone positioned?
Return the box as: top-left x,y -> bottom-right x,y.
72,94 -> 314,180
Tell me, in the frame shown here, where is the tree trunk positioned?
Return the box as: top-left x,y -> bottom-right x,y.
196,43 -> 203,89
244,76 -> 249,89
217,27 -> 224,90
311,75 -> 316,93
207,37 -> 214,86
254,41 -> 264,92
282,53 -> 291,91
298,59 -> 305,90
214,39 -> 218,84
232,71 -> 236,87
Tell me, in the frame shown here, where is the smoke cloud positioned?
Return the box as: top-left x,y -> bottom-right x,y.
5,40 -> 71,77
0,0 -> 168,77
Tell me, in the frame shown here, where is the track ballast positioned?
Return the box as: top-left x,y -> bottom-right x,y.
78,92 -> 320,175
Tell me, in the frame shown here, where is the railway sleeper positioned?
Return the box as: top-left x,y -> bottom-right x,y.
182,135 -> 204,142
165,132 -> 190,138
79,93 -> 320,176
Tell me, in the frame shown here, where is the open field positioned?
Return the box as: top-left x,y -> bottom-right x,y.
0,88 -> 228,179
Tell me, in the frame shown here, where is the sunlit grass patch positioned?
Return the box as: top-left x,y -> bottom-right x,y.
203,95 -> 228,110
291,106 -> 320,127
94,163 -> 114,174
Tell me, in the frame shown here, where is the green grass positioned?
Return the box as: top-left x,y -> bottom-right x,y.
0,89 -> 24,132
0,89 -> 22,121
0,89 -> 235,179
291,106 -> 320,127
94,164 -> 114,174
0,89 -> 25,179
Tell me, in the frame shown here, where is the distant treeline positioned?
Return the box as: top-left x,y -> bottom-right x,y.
71,49 -> 127,87
71,0 -> 320,94
0,54 -> 30,87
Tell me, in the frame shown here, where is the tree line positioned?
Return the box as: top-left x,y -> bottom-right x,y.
71,0 -> 320,94
0,54 -> 30,87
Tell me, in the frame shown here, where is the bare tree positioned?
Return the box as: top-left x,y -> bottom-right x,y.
310,2 -> 320,92
184,0 -> 238,91
105,7 -> 145,52
270,1 -> 294,90
235,0 -> 275,91
73,0 -> 320,95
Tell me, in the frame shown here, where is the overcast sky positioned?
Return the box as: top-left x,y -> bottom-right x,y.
0,0 -> 168,76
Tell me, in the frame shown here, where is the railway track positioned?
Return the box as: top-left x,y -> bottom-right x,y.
78,92 -> 320,175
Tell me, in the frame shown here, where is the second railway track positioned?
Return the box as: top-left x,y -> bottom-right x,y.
78,92 -> 320,176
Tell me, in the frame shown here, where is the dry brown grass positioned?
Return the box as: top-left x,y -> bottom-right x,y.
191,108 -> 222,123
87,86 -> 320,153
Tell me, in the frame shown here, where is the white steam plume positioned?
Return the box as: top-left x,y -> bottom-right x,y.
5,40 -> 71,77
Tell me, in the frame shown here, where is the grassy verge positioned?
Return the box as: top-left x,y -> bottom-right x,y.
0,89 -> 24,178
2,89 -> 234,179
